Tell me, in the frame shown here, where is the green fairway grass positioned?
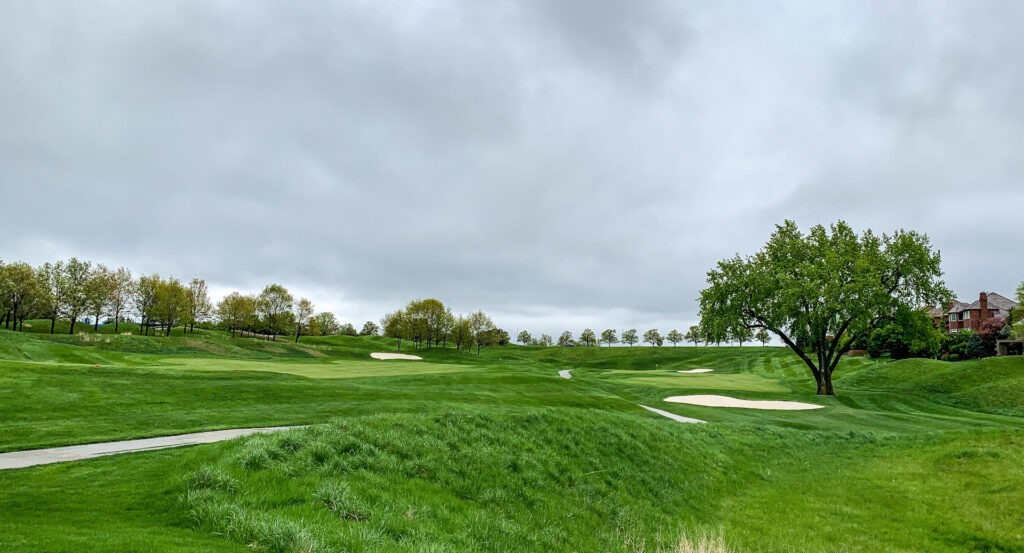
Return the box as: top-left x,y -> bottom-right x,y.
0,326 -> 1022,552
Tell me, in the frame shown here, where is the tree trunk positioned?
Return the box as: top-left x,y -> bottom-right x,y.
294,327 -> 300,343
50,316 -> 56,334
69,319 -> 76,334
815,371 -> 835,395
114,311 -> 119,333
94,312 -> 100,331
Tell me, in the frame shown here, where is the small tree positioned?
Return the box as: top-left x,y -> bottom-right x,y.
186,278 -> 213,333
381,310 -> 408,350
257,284 -> 294,341
452,316 -> 473,351
755,328 -> 770,346
539,333 -> 553,347
600,328 -> 618,347
666,329 -> 683,346
312,312 -> 340,336
684,325 -> 702,347
517,330 -> 532,346
622,328 -> 638,347
732,326 -> 753,347
84,264 -> 114,331
293,298 -> 315,343
467,310 -> 495,355
108,267 -> 134,333
558,331 -> 574,347
153,277 -> 189,336
134,274 -> 160,335
62,258 -> 92,334
643,328 -> 663,346
360,321 -> 380,336
579,328 -> 597,347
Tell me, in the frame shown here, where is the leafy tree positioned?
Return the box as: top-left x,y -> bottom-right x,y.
666,329 -> 683,346
186,278 -> 213,333
451,316 -> 473,351
84,265 -> 114,331
381,310 -> 408,350
338,323 -> 358,336
579,328 -> 597,347
467,310 -> 495,354
517,330 -> 532,346
405,299 -> 449,348
558,331 -> 574,347
293,298 -> 315,343
360,320 -> 380,336
622,328 -> 638,347
539,333 -> 553,347
217,292 -> 252,338
866,308 -> 943,359
643,328 -> 663,346
755,328 -> 770,347
487,328 -> 511,346
0,261 -> 40,331
601,328 -> 618,347
684,325 -> 702,347
37,261 -> 66,334
108,267 -> 134,333
311,312 -> 340,336
731,325 -> 753,347
134,274 -> 160,335
257,284 -> 294,341
62,257 -> 92,334
153,277 -> 189,336
699,220 -> 950,395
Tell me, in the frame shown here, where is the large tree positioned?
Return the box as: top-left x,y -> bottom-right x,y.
108,267 -> 134,333
467,310 -> 495,354
134,274 -> 160,336
517,330 -> 532,346
666,329 -> 683,346
699,220 -> 950,395
293,298 -> 315,343
622,328 -> 638,347
186,278 -> 213,333
359,320 -> 380,336
0,261 -> 40,331
579,328 -> 597,347
643,328 -> 663,346
257,284 -> 294,341
153,277 -> 189,336
84,264 -> 114,331
600,328 -> 618,347
684,325 -> 702,347
62,258 -> 92,334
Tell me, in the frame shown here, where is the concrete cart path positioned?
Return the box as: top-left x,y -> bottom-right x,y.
0,426 -> 299,470
639,405 -> 706,424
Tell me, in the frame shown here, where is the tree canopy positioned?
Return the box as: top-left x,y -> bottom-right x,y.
699,220 -> 950,395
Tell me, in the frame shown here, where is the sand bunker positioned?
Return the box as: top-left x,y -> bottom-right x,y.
639,405 -> 705,424
677,369 -> 714,374
664,395 -> 823,411
558,370 -> 572,379
370,352 -> 423,361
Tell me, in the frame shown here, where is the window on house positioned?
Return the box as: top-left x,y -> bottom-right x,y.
949,314 -> 956,322
962,311 -> 970,320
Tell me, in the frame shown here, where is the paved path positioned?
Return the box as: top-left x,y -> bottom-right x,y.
558,369 -> 572,379
638,405 -> 706,424
0,426 -> 299,470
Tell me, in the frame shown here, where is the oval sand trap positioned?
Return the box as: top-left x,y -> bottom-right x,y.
370,352 -> 423,360
558,370 -> 572,379
664,395 -> 823,410
677,369 -> 714,374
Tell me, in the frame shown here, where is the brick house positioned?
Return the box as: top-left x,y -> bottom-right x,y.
934,292 -> 1019,334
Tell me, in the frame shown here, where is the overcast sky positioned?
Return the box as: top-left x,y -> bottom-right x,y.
2,1 -> 1022,339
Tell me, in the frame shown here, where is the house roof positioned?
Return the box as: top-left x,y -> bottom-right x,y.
946,292 -> 1020,314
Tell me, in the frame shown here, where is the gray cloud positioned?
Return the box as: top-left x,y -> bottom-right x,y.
2,1 -> 1022,338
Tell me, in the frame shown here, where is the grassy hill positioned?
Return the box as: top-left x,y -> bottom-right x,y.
0,326 -> 1021,552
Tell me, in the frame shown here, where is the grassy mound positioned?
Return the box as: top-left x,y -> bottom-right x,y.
182,410 -> 733,552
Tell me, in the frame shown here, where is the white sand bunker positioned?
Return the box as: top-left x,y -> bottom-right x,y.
677,368 -> 714,374
558,370 -> 572,379
370,352 -> 423,361
664,395 -> 823,411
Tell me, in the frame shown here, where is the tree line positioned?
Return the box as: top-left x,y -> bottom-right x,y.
380,298 -> 506,354
515,326 -> 772,348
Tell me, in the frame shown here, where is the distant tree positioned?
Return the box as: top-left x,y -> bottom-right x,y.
311,312 -> 340,336
643,328 -> 663,346
186,278 -> 213,333
62,258 -> 92,334
579,328 -> 597,347
732,325 -> 753,347
468,310 -> 496,354
517,330 -> 532,346
37,261 -> 66,334
381,310 -> 407,350
539,333 -> 553,347
558,331 -> 574,347
666,329 -> 683,347
257,284 -> 294,341
359,320 -> 380,336
108,267 -> 134,333
83,264 -> 114,331
755,328 -> 770,347
867,308 -> 944,359
487,328 -> 510,346
134,274 -> 160,336
0,261 -> 40,331
217,292 -> 248,338
684,325 -> 702,347
293,298 -> 315,343
622,328 -> 638,347
338,322 -> 358,336
405,298 -> 448,348
452,316 -> 473,351
601,328 -> 618,347
699,220 -> 950,395
153,277 -> 189,336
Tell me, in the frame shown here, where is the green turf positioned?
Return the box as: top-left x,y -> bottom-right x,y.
0,326 -> 1022,552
